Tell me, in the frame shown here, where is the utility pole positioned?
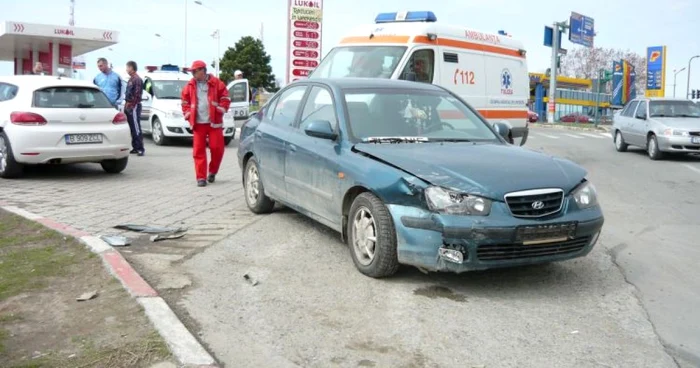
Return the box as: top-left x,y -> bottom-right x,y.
184,0 -> 188,68
69,0 -> 75,26
687,55 -> 699,99
212,29 -> 220,78
547,21 -> 568,123
594,68 -> 602,126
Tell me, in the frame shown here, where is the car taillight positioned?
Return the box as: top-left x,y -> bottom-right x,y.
113,112 -> 127,124
10,112 -> 47,125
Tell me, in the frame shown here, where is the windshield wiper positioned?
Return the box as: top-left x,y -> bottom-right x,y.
76,103 -> 94,108
676,114 -> 699,118
427,138 -> 472,142
362,136 -> 428,144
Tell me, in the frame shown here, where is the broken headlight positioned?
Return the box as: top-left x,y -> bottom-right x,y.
572,181 -> 598,209
425,186 -> 491,216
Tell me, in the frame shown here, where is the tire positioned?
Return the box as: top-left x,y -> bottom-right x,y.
0,131 -> 23,179
347,192 -> 400,278
152,117 -> 171,146
614,130 -> 628,152
243,157 -> 274,214
224,136 -> 233,146
647,134 -> 664,160
101,157 -> 128,174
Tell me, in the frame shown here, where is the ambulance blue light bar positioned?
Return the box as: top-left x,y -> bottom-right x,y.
374,11 -> 437,24
160,64 -> 180,72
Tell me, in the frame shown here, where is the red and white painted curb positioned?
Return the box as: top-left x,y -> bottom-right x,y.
0,203 -> 218,368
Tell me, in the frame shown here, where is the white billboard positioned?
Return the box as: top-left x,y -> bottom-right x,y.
286,0 -> 323,84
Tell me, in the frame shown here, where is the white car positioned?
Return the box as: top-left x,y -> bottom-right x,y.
118,66 -> 248,146
0,75 -> 131,179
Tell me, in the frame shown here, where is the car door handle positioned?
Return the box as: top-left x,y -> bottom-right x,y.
288,143 -> 297,152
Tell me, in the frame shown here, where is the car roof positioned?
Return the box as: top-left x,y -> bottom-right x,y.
296,77 -> 446,92
635,97 -> 691,102
0,75 -> 100,89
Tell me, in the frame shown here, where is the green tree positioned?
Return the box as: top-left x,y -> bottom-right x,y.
217,36 -> 279,92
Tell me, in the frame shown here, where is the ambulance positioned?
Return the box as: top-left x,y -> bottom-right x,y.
308,11 -> 530,145
117,64 -> 249,146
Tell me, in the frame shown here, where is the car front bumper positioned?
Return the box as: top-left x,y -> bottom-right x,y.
657,135 -> 700,153
161,120 -> 236,138
386,200 -> 604,273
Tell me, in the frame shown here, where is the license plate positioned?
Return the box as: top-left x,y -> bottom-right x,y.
515,222 -> 577,244
232,107 -> 248,118
692,137 -> 700,144
65,133 -> 103,144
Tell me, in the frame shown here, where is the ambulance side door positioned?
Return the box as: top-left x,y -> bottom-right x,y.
436,46 -> 486,112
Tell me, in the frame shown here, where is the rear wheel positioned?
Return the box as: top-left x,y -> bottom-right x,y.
152,117 -> 171,146
347,192 -> 400,278
101,157 -> 128,174
0,131 -> 23,179
614,131 -> 628,152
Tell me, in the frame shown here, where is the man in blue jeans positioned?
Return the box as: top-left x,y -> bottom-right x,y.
93,57 -> 122,108
124,61 -> 145,156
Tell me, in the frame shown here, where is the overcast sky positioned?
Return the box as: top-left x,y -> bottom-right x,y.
1,0 -> 699,95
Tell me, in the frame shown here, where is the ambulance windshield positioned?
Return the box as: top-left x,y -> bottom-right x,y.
310,46 -> 407,79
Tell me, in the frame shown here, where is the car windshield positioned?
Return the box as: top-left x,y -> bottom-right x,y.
33,87 -> 113,108
649,100 -> 700,118
309,46 -> 407,79
151,80 -> 187,99
343,88 -> 500,143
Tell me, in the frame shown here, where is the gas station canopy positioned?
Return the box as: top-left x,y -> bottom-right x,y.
0,20 -> 119,75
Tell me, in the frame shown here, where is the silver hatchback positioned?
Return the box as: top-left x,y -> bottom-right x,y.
611,97 -> 700,160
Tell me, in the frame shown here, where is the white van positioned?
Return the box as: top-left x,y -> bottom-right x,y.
118,65 -> 248,146
308,11 -> 530,145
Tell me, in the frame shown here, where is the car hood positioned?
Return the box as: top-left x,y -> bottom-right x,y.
153,98 -> 181,111
353,143 -> 587,199
651,117 -> 700,131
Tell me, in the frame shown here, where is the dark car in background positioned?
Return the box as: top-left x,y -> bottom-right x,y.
237,78 -> 605,278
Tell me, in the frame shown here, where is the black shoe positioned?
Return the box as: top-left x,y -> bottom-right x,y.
137,151 -> 145,156
197,180 -> 207,187
130,149 -> 138,154
207,174 -> 216,183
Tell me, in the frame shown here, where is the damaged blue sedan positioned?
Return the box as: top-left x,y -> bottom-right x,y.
237,78 -> 604,278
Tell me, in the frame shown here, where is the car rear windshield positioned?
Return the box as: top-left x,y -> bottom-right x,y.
649,100 -> 700,118
33,86 -> 114,108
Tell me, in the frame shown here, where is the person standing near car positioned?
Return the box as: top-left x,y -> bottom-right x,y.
181,60 -> 231,187
93,57 -> 122,108
124,61 -> 145,156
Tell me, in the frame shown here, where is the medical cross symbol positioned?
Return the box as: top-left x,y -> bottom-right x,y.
501,70 -> 512,89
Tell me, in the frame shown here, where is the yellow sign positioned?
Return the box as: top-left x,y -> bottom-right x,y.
291,7 -> 322,22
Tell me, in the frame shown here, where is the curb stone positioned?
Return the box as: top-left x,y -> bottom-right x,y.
531,123 -> 611,133
0,204 -> 219,368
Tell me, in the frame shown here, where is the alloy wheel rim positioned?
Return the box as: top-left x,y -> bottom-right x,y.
352,207 -> 377,266
0,136 -> 7,173
649,138 -> 656,156
153,121 -> 162,143
246,164 -> 260,204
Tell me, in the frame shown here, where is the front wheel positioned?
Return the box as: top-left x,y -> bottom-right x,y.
101,157 -> 128,174
243,157 -> 274,214
224,136 -> 233,146
152,118 -> 171,146
647,134 -> 664,160
347,192 -> 400,278
0,131 -> 23,179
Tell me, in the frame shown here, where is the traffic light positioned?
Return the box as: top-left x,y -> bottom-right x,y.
692,90 -> 697,99
603,70 -> 613,82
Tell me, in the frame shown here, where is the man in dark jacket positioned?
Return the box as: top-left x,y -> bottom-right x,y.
181,60 -> 231,187
124,61 -> 145,156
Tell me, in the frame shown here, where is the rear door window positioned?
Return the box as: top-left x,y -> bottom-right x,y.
33,87 -> 114,108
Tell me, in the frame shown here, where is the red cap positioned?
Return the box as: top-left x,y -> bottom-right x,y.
190,60 -> 207,71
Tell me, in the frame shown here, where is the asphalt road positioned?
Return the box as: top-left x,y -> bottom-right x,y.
177,128 -> 699,368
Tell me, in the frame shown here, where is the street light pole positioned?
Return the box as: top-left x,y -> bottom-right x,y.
212,29 -> 220,77
673,67 -> 686,98
687,55 -> 699,99
155,34 -> 173,64
184,0 -> 188,67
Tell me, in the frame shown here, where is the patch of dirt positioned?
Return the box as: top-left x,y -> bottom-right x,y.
0,209 -> 174,368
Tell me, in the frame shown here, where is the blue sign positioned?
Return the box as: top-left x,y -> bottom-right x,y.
568,12 -> 595,48
646,46 -> 665,92
543,26 -> 562,48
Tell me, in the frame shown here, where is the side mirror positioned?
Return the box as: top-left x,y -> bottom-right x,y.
405,72 -> 417,82
636,114 -> 646,120
493,122 -> 511,140
304,120 -> 337,140
142,94 -> 150,101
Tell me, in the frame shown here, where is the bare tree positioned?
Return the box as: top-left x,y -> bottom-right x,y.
560,47 -> 647,94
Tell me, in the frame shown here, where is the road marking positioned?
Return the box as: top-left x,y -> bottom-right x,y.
564,133 -> 584,139
539,134 -> 560,139
683,164 -> 700,175
580,133 -> 606,139
601,133 -> 613,138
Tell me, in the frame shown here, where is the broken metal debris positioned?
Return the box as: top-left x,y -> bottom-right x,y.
243,274 -> 259,286
99,235 -> 131,247
150,231 -> 187,242
76,291 -> 98,301
114,224 -> 187,234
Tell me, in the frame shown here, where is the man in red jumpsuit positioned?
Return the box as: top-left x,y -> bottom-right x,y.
181,60 -> 231,187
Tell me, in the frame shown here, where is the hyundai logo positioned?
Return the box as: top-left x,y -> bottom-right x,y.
531,201 -> 545,210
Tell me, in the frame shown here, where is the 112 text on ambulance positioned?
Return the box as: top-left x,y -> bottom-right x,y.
453,69 -> 475,85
